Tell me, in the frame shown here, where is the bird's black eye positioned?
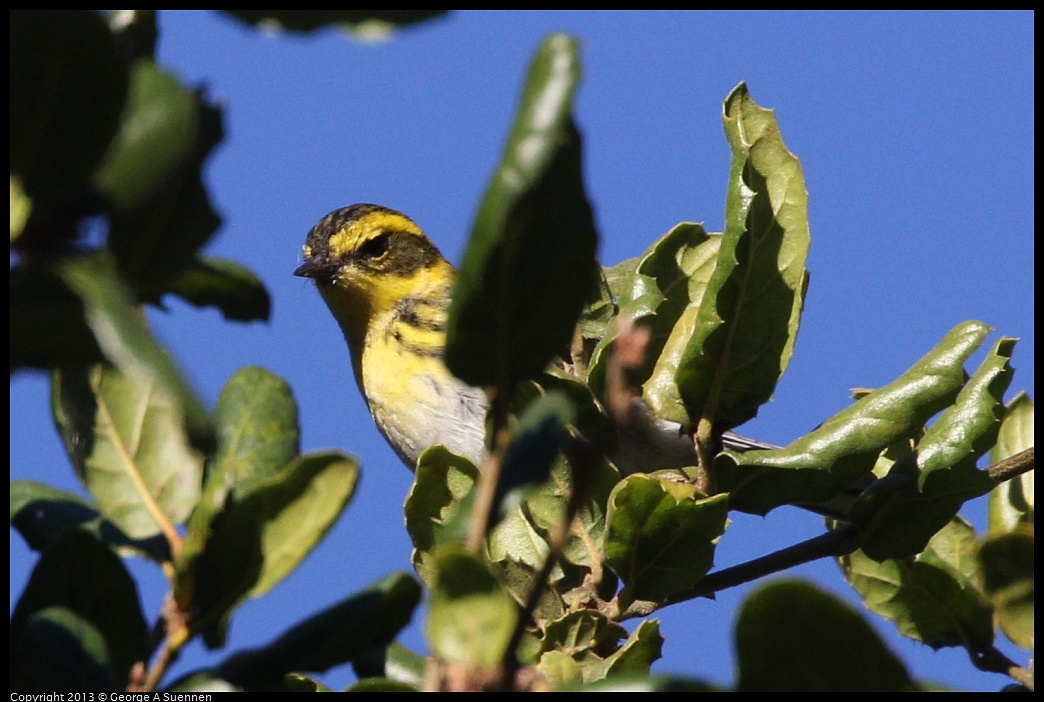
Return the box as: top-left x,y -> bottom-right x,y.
359,233 -> 391,260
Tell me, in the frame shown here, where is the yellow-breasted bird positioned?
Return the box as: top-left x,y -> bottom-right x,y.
294,203 -> 778,475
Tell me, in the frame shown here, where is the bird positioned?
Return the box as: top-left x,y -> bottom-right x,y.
294,203 -> 781,478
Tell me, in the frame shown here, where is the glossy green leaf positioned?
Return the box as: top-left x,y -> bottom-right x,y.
99,60 -> 224,289
210,366 -> 300,494
10,531 -> 148,689
10,11 -> 128,207
676,82 -> 810,429
582,619 -> 663,683
978,529 -> 1034,649
10,479 -> 167,560
221,10 -> 447,35
405,446 -> 480,586
839,517 -> 994,651
214,572 -> 421,691
52,363 -> 204,540
604,475 -> 728,608
857,337 -> 1014,560
14,607 -> 115,693
53,253 -> 213,448
155,255 -> 272,322
587,223 -> 721,411
736,580 -> 913,691
427,546 -> 517,668
718,320 -> 991,515
10,265 -> 105,370
988,392 -> 1034,533
445,33 -> 599,387
181,450 -> 358,647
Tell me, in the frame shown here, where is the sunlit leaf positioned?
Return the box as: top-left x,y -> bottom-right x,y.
52,363 -> 204,540
427,546 -> 517,668
718,320 -> 991,515
605,475 -> 727,607
676,82 -> 810,429
988,392 -> 1034,533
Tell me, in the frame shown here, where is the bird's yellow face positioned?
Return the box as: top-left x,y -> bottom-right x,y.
294,204 -> 456,363
295,204 -> 488,468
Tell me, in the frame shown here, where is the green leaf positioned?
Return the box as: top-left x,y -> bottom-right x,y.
528,609 -> 631,685
10,531 -> 148,689
14,607 -> 115,693
427,546 -> 518,669
214,572 -> 422,691
856,337 -> 1014,561
565,674 -> 719,692
156,255 -> 272,322
582,619 -> 663,683
53,253 -> 213,448
718,320 -> 992,515
211,366 -> 300,494
988,392 -> 1034,533
405,446 -> 480,586
587,223 -> 722,411
839,517 -> 995,651
96,60 -> 224,291
494,391 -> 576,525
978,529 -> 1034,650
736,580 -> 913,691
11,176 -> 31,242
346,678 -> 418,692
10,11 -> 128,207
445,33 -> 599,387
604,475 -> 728,608
676,82 -> 810,429
52,363 -> 204,540
351,642 -> 426,689
179,450 -> 359,648
10,479 -> 167,560
220,10 -> 448,35
10,265 -> 105,370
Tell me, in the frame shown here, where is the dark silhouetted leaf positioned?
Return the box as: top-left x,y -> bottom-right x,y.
446,34 -> 598,387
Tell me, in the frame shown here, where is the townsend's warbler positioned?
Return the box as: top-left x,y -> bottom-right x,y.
294,204 -> 773,473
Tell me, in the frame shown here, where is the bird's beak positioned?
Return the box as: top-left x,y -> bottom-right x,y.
294,258 -> 339,282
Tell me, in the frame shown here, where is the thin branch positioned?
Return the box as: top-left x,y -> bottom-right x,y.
968,645 -> 1034,690
986,446 -> 1034,484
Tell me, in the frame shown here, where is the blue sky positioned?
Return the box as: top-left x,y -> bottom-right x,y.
10,10 -> 1034,691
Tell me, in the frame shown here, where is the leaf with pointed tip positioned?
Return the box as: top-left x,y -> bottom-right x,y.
604,475 -> 727,608
839,517 -> 994,651
856,337 -> 1014,560
214,572 -> 421,691
676,82 -> 810,429
736,580 -> 914,691
427,546 -> 517,668
52,363 -> 204,540
54,253 -> 213,448
717,320 -> 992,515
445,33 -> 598,387
10,531 -> 148,688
